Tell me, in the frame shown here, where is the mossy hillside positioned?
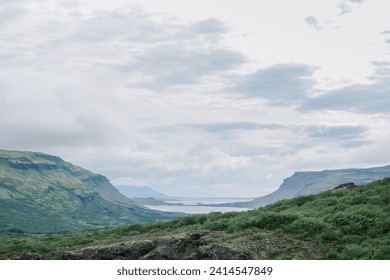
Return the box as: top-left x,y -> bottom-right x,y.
0,149 -> 181,234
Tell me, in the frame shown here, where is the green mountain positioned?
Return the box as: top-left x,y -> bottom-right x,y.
1,178 -> 389,259
242,165 -> 390,208
0,149 -> 180,235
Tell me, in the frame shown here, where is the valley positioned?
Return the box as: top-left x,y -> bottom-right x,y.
1,177 -> 389,260
0,149 -> 389,260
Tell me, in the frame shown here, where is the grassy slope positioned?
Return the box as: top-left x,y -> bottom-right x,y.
0,177 -> 389,259
0,150 -> 180,234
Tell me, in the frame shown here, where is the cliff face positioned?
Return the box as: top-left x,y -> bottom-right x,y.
245,165 -> 390,208
0,149 -> 179,235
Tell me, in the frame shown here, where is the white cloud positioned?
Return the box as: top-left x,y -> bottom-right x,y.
338,0 -> 367,16
350,0 -> 366,4
339,2 -> 352,16
305,16 -> 321,30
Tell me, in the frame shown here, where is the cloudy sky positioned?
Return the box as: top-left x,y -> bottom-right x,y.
1,0 -> 390,197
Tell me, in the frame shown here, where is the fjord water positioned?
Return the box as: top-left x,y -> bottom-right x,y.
145,197 -> 251,214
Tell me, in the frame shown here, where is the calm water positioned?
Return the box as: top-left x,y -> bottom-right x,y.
145,197 -> 252,214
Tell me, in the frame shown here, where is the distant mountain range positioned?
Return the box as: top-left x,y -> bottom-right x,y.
240,165 -> 390,208
0,149 -> 180,235
115,185 -> 168,199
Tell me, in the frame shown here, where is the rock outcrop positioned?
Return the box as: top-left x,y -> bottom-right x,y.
49,231 -> 322,260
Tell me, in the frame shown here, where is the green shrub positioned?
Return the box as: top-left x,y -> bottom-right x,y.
177,215 -> 202,227
285,217 -> 329,237
318,230 -> 340,242
338,244 -> 371,259
204,219 -> 229,231
329,207 -> 377,235
293,195 -> 315,206
375,216 -> 390,234
255,212 -> 300,230
372,245 -> 390,259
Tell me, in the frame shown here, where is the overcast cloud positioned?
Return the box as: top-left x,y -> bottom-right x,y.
300,63 -> 390,113
1,0 -> 390,197
231,64 -> 316,104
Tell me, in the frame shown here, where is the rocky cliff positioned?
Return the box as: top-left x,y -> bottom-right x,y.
243,165 -> 390,208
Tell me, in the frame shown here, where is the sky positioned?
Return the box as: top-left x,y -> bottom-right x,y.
1,0 -> 390,197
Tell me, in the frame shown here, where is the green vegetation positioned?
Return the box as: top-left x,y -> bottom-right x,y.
0,178 -> 389,259
0,149 -> 181,234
